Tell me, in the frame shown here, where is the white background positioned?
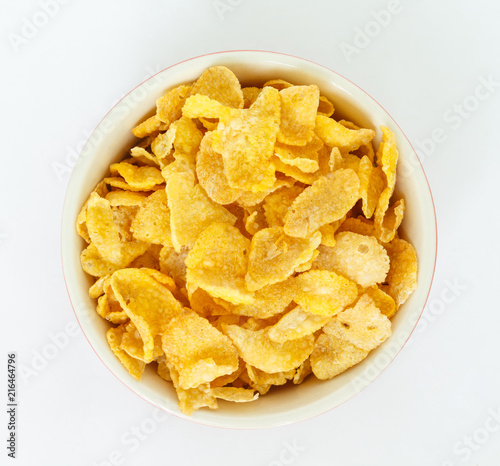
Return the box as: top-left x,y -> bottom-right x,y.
1,1 -> 500,465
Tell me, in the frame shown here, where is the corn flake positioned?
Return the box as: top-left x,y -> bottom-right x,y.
182,94 -> 238,122
105,190 -> 147,207
129,146 -> 159,167
107,325 -> 145,380
86,193 -> 123,263
81,244 -> 122,277
89,274 -> 108,299
121,322 -> 163,363
156,84 -> 191,125
110,162 -> 164,190
323,294 -> 391,351
242,87 -> 261,108
167,171 -> 236,251
167,361 -> 218,415
263,79 -> 293,91
318,217 -> 344,248
103,176 -> 161,192
215,277 -> 298,319
326,231 -> 390,287
151,126 -> 176,167
155,355 -> 171,382
139,268 -> 176,293
211,387 -> 258,402
263,185 -> 303,228
132,115 -> 162,139
246,227 -> 321,291
186,222 -> 253,305
317,95 -> 335,117
363,285 -> 397,318
384,238 -> 418,307
379,198 -> 405,243
212,86 -> 280,193
188,288 -> 228,318
293,358 -> 312,384
284,169 -> 360,238
268,306 -> 329,343
111,268 -> 183,362
162,310 -> 239,389
130,190 -> 172,246
337,217 -> 377,237
358,155 -> 385,219
190,66 -> 244,109
129,245 -> 161,270
374,126 -> 399,242
171,116 -> 203,166
277,85 -> 319,146
246,365 -> 295,386
271,154 -> 324,185
310,333 -> 368,380
96,292 -> 128,324
223,324 -> 314,373
159,246 -> 188,287
294,270 -> 358,316
196,132 -> 242,205
274,135 -> 323,173
77,181 -> 108,243
315,115 -> 375,153
210,359 -> 245,388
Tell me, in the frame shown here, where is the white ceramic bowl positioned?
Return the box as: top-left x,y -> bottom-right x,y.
61,51 -> 437,429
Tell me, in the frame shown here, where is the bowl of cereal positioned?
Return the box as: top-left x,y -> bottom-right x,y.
61,51 -> 437,428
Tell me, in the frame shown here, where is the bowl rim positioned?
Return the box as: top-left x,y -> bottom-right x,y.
61,49 -> 438,429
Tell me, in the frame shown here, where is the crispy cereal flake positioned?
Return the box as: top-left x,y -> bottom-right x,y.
277,85 -> 319,146
167,171 -> 236,251
111,268 -> 183,362
162,310 -> 239,389
268,306 -> 329,343
190,66 -> 244,109
315,115 -> 375,153
284,169 -> 360,238
223,324 -> 314,373
246,227 -> 321,291
326,232 -> 390,288
384,238 -> 418,307
107,325 -> 145,380
323,294 -> 391,351
130,190 -> 172,246
212,86 -> 280,193
186,222 -> 253,305
374,126 -> 400,242
294,270 -> 358,316
311,333 -> 368,380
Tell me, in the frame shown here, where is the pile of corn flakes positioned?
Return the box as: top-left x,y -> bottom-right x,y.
77,66 -> 418,415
